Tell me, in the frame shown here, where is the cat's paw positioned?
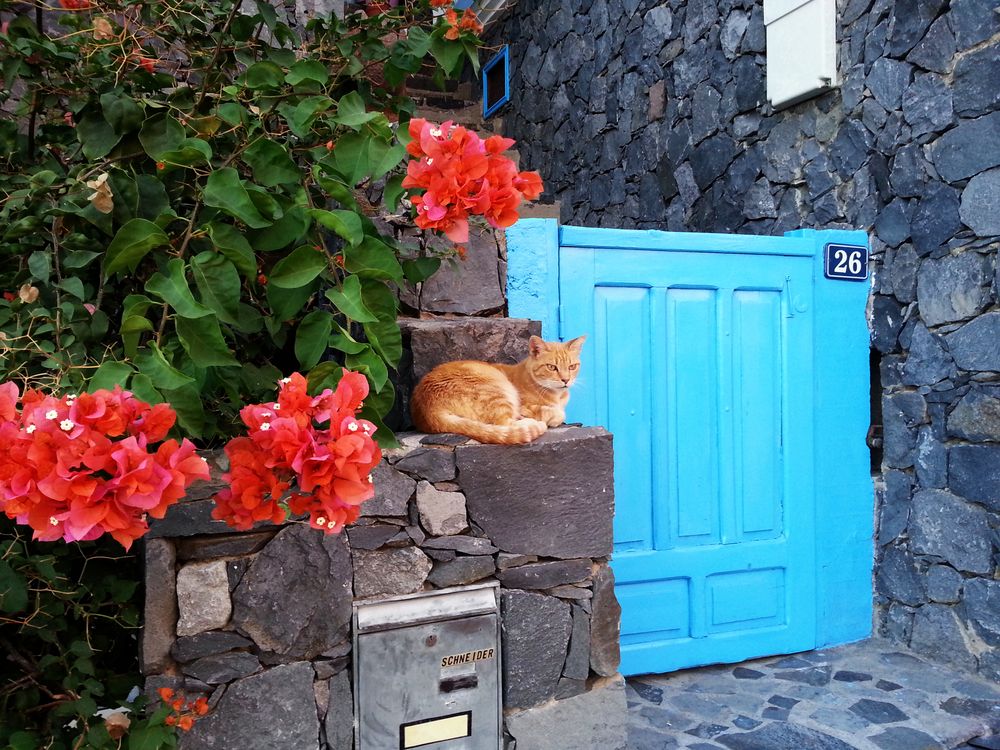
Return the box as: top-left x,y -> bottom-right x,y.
515,418 -> 548,442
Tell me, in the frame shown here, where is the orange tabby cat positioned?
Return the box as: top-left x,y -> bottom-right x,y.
410,336 -> 586,445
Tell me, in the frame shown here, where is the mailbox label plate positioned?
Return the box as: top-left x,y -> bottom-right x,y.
401,712 -> 472,749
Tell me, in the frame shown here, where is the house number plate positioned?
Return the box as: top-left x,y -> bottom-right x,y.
824,243 -> 868,281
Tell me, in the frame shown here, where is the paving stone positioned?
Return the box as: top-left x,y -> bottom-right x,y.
870,726 -> 945,750
687,722 -> 729,739
809,706 -> 873,734
768,695 -> 800,709
849,699 -> 910,724
716,721 -> 860,750
176,560 -> 232,637
877,680 -> 903,691
732,716 -> 761,730
628,724 -> 679,748
834,670 -> 873,683
969,736 -> 1000,750
733,668 -> 765,680
762,706 -> 790,720
629,680 -> 664,705
773,666 -> 832,686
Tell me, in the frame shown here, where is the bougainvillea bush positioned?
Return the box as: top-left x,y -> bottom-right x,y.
0,0 -> 542,746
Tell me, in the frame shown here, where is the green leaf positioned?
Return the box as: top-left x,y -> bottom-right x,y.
324,275 -> 377,322
0,560 -> 28,614
57,277 -> 86,300
191,252 -> 242,324
346,344 -> 389,392
246,205 -> 311,252
175,315 -> 239,367
368,139 -> 406,180
120,294 -> 156,357
128,723 -> 176,750
295,309 -> 333,370
103,219 -> 171,277
244,60 -> 285,89
243,138 -> 300,187
329,325 -> 368,354
135,342 -> 196,390
383,174 -> 406,211
161,382 -> 207,437
286,59 -> 329,85
100,92 -> 144,134
280,96 -> 331,138
333,131 -> 372,186
157,139 -> 212,168
207,222 -> 256,278
430,33 -> 465,76
203,168 -> 272,229
89,360 -> 133,390
360,386 -> 398,448
245,186 -> 284,220
269,245 -> 328,289
76,113 -> 120,159
128,373 -> 163,406
402,256 -> 441,283
138,114 -> 185,159
363,316 -> 403,366
135,175 -> 173,221
267,279 -> 317,321
334,91 -> 380,129
145,258 -> 212,318
218,101 -> 248,126
343,236 -> 404,282
311,208 -> 363,246
28,249 -> 51,283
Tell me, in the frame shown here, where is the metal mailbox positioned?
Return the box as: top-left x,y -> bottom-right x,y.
353,582 -> 502,750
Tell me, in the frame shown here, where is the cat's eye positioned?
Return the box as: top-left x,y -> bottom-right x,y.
570,363 -> 579,370
547,364 -> 558,371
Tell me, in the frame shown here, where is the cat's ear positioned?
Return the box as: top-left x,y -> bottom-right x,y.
566,335 -> 587,353
528,335 -> 547,358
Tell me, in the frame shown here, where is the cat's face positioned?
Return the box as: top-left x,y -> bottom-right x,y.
527,336 -> 586,390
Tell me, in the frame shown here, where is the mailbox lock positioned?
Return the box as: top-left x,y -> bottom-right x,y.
425,634 -> 437,647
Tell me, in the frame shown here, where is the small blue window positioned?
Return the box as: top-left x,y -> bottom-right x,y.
482,46 -> 510,118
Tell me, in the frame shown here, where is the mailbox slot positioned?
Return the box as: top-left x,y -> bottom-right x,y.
354,583 -> 502,750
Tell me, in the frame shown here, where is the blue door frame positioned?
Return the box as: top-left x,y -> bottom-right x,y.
506,220 -> 873,676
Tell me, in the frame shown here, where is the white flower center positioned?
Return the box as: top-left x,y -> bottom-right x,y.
326,520 -> 336,529
281,378 -> 291,384
49,516 -> 59,526
60,420 -> 74,431
347,422 -> 358,432
261,411 -> 272,418
26,425 -> 36,434
367,474 -> 373,483
273,403 -> 281,410
316,516 -> 327,526
260,422 -> 271,431
45,410 -> 58,420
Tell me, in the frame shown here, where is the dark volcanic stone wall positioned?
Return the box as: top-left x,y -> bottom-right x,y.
490,0 -> 1000,679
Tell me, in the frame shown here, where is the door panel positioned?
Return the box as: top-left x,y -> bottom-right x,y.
560,244 -> 816,676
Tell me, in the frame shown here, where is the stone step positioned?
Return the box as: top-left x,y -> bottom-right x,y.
400,316 -> 542,384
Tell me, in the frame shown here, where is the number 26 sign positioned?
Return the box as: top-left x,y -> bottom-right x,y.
824,243 -> 868,282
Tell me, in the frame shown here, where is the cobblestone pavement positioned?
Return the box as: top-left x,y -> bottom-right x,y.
626,640 -> 1000,750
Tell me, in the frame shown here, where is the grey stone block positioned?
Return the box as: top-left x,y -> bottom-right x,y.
393,448 -> 456,483
949,445 -> 1000,510
231,525 -> 352,659
590,563 -> 622,677
142,539 -> 177,674
501,589 -> 572,709
946,312 -> 1000,372
498,559 -> 592,590
909,604 -> 978,672
458,427 -> 614,559
347,524 -> 400,551
960,168 -> 1000,237
360,461 -> 415,517
325,670 -> 353,750
953,40 -> 1000,117
916,251 -> 992,326
426,555 -> 495,588
352,546 -> 432,598
150,499 -> 268,538
506,675 -> 627,750
931,111 -> 1000,183
171,631 -> 253,663
181,652 -> 262,685
179,663 -> 320,750
926,564 -> 963,604
908,489 -> 993,574
421,535 -> 498,554
563,603 -> 591,681
947,387 -> 1000,441
177,560 -> 232,637
415,481 -> 467,536
176,532 -> 275,562
416,225 -> 504,314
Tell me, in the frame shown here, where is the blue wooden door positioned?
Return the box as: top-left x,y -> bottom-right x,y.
505,221 -> 873,678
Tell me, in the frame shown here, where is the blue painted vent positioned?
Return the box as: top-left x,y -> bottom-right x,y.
482,46 -> 510,118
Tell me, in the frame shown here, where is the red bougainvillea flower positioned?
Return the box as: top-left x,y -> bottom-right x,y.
59,0 -> 92,9
138,56 -> 156,74
402,118 -> 543,243
0,384 -> 209,549
429,0 -> 451,6
212,371 -> 381,534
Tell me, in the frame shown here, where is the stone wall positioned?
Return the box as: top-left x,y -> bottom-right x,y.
142,428 -> 627,749
489,0 -> 1000,678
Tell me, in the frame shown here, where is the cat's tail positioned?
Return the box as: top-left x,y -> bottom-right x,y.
429,413 -> 547,445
